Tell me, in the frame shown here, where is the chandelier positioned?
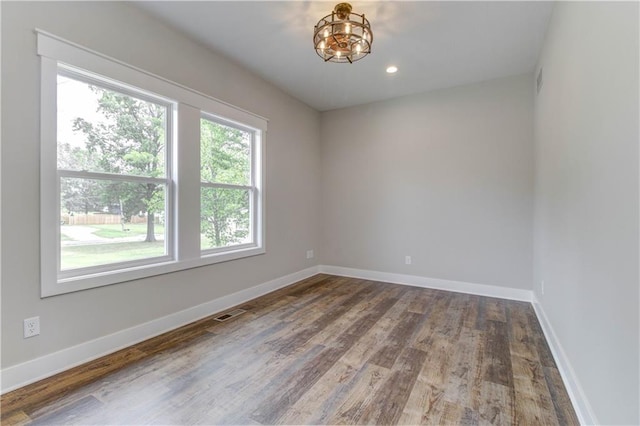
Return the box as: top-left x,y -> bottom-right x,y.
313,3 -> 373,63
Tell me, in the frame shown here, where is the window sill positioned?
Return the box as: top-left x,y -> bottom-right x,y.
43,245 -> 265,297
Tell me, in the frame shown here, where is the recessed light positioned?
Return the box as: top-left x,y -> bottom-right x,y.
386,66 -> 398,74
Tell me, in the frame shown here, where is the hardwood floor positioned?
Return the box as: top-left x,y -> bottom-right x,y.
1,274 -> 579,425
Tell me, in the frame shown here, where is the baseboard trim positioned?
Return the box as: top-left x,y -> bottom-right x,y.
320,265 -> 595,423
0,266 -> 320,395
2,264 -> 592,426
318,265 -> 533,302
532,296 -> 598,425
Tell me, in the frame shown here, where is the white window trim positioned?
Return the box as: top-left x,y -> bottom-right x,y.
199,113 -> 261,255
56,66 -> 176,282
38,30 -> 267,297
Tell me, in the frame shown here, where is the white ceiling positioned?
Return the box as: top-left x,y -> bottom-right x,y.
135,1 -> 554,111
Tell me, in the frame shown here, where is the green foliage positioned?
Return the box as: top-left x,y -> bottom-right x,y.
90,223 -> 165,239
58,144 -> 102,214
201,188 -> 250,249
62,83 -> 167,242
200,119 -> 251,248
59,78 -> 254,250
61,240 -> 165,270
71,88 -> 166,177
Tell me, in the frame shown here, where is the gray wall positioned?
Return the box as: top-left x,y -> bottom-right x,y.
1,2 -> 321,368
320,74 -> 534,290
533,2 -> 639,424
3,4 -> 638,422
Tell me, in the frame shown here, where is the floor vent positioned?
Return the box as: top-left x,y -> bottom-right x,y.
214,308 -> 247,322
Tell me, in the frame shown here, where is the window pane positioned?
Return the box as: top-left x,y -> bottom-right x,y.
60,178 -> 167,270
200,118 -> 251,185
57,74 -> 167,178
201,187 -> 251,250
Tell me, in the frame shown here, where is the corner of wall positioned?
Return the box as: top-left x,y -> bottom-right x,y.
531,295 -> 598,425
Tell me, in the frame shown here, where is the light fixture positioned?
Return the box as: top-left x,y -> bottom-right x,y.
313,3 -> 373,64
386,66 -> 398,74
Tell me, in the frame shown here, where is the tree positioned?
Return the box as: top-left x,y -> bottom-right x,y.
58,142 -> 102,215
72,87 -> 166,242
200,119 -> 251,248
69,85 -> 249,247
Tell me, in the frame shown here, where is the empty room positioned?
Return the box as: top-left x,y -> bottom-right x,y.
1,1 -> 638,425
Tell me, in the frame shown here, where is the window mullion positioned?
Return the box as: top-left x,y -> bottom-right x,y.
253,131 -> 264,249
175,103 -> 202,261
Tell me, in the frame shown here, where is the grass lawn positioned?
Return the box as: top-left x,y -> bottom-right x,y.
61,240 -> 166,270
91,223 -> 165,239
59,224 -> 218,269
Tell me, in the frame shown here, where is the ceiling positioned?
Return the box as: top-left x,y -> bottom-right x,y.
135,1 -> 554,111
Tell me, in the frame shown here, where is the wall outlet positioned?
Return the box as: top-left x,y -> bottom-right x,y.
24,316 -> 40,338
405,255 -> 412,265
540,280 -> 545,295
306,249 -> 314,259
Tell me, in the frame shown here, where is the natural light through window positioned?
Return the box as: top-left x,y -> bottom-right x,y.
39,31 -> 266,296
57,71 -> 171,274
200,117 -> 255,252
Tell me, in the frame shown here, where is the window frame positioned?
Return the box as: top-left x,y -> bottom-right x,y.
38,30 -> 267,297
199,113 -> 259,255
56,66 -> 176,280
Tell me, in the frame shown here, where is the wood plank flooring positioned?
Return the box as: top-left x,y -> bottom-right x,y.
1,274 -> 579,425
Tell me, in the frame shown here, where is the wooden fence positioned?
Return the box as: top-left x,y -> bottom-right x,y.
61,214 -> 148,226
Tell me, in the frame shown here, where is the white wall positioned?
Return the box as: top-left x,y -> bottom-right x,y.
533,2 -> 639,424
1,2 -> 321,369
321,74 -> 534,290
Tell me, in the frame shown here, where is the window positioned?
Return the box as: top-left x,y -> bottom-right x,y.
57,67 -> 173,277
200,116 -> 256,252
39,31 -> 266,296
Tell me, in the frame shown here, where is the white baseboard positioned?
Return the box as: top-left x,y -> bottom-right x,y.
0,266 -> 320,394
532,296 -> 598,426
318,265 -> 533,302
2,264 -> 591,426
320,265 -> 595,424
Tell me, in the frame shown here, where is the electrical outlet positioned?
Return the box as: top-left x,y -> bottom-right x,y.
306,249 -> 314,259
24,316 -> 40,338
405,255 -> 412,265
541,280 -> 545,295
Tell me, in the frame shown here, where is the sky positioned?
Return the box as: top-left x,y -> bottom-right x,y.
57,75 -> 102,149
